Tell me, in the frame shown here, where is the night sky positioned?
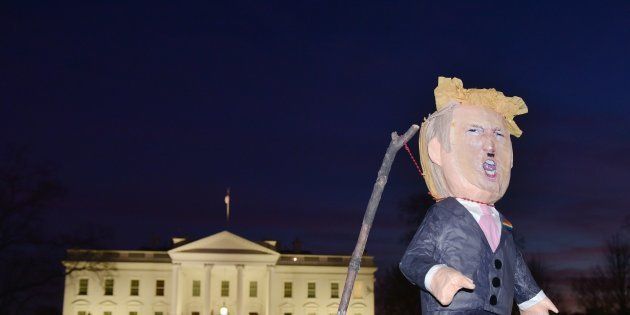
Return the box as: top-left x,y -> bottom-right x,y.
2,0 -> 629,291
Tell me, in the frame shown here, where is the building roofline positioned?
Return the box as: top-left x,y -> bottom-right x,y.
64,249 -> 374,267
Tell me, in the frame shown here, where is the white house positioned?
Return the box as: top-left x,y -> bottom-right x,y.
62,231 -> 376,315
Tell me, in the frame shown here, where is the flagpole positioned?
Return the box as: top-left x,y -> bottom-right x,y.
224,188 -> 230,228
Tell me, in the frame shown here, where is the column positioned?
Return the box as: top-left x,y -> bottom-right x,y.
236,264 -> 244,315
203,264 -> 213,315
266,265 -> 275,315
171,263 -> 181,315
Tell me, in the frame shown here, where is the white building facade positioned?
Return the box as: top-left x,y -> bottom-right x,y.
62,231 -> 376,315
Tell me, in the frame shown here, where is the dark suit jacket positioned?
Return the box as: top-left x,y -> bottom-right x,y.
399,197 -> 540,314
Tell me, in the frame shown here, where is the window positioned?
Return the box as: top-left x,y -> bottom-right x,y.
78,279 -> 88,295
104,312 -> 112,315
192,280 -> 201,297
192,312 -> 200,315
283,313 -> 292,315
156,279 -> 165,296
130,279 -> 140,296
249,281 -> 258,297
331,282 -> 339,298
130,312 -> 138,315
307,282 -> 316,298
104,278 -> 114,295
155,313 -> 164,315
78,312 -> 87,315
283,282 -> 292,298
221,280 -> 229,297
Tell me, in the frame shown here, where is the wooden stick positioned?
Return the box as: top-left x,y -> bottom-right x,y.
337,124 -> 420,315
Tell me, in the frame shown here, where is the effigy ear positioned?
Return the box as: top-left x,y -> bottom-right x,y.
428,137 -> 442,166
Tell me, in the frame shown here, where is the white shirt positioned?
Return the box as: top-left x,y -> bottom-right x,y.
423,198 -> 545,310
456,198 -> 502,240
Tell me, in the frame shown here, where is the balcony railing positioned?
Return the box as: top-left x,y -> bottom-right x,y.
66,250 -> 172,263
277,254 -> 375,267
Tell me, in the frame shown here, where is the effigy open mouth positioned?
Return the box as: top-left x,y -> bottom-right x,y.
483,159 -> 497,180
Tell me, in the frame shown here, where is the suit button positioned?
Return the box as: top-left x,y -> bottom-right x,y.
490,295 -> 497,305
494,259 -> 502,269
492,277 -> 501,287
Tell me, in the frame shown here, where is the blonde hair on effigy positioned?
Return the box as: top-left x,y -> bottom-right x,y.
419,76 -> 528,199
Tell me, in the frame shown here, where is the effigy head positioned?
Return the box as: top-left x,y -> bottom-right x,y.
419,77 -> 528,204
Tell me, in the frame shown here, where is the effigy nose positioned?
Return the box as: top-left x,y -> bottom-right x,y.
482,135 -> 496,155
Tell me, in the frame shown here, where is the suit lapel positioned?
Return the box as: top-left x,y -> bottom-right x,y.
449,198 -> 507,253
449,198 -> 497,253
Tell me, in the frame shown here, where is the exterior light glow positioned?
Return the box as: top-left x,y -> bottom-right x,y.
292,257 -> 297,262
220,306 -> 228,315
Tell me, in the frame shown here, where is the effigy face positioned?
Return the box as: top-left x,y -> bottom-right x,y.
437,104 -> 513,203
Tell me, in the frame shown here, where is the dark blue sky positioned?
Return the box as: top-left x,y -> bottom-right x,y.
1,1 -> 629,276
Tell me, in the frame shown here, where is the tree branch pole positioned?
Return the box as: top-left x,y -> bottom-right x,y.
337,124 -> 420,315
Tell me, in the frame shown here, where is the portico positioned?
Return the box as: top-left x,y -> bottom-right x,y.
168,231 -> 280,315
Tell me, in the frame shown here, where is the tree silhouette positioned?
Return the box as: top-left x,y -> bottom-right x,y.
571,233 -> 630,314
605,234 -> 630,313
0,145 -> 111,314
0,145 -> 64,313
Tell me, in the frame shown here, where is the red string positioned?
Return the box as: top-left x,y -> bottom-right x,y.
404,142 -> 423,177
457,196 -> 494,207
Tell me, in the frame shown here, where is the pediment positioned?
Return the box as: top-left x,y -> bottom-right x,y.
126,299 -> 144,306
169,231 -> 278,255
168,231 -> 279,264
350,302 -> 366,309
71,299 -> 90,306
303,302 -> 319,308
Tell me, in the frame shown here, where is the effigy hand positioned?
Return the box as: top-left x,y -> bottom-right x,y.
429,266 -> 476,306
520,297 -> 559,315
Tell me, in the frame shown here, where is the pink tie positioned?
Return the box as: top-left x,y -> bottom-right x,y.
479,204 -> 500,252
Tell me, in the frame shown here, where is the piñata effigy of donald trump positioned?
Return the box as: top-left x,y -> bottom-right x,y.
400,77 -> 559,314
